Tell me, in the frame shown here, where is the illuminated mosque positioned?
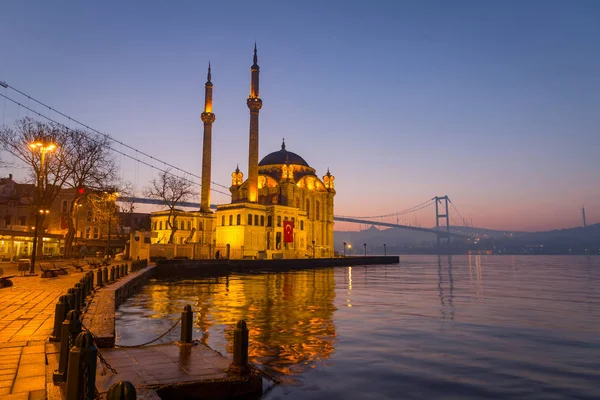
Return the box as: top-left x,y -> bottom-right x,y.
151,46 -> 335,259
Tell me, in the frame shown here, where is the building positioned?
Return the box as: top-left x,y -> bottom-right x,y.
150,46 -> 335,259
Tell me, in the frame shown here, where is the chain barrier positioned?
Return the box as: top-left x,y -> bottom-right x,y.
80,323 -> 119,375
115,317 -> 182,348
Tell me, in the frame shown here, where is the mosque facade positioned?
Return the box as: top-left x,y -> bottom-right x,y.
150,47 -> 335,259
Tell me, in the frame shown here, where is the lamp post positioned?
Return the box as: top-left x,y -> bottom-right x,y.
363,243 -> 367,257
103,190 -> 120,259
28,141 -> 57,275
348,244 -> 352,255
383,243 -> 387,256
343,241 -> 347,257
312,240 -> 316,259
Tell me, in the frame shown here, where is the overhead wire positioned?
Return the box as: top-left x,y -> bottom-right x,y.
0,92 -> 230,197
2,82 -> 231,190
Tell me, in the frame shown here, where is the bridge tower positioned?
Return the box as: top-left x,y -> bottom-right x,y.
434,195 -> 451,247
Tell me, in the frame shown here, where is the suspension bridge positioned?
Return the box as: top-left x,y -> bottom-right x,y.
1,81 -> 472,242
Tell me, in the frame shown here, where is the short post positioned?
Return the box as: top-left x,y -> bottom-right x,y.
102,267 -> 108,284
66,288 -> 76,312
50,295 -> 69,342
180,305 -> 193,343
124,264 -> 128,275
79,278 -> 87,300
115,264 -> 120,280
75,283 -> 85,309
109,266 -> 115,282
71,285 -> 81,312
121,264 -> 125,277
53,310 -> 82,382
88,271 -> 94,292
65,332 -> 98,400
96,268 -> 103,287
229,320 -> 250,375
107,381 -> 137,400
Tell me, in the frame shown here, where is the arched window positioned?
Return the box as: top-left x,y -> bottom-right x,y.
221,216 -> 225,226
86,210 -> 93,222
277,216 -> 282,227
254,215 -> 259,226
248,214 -> 253,225
153,221 -> 157,230
199,221 -> 203,231
300,220 -> 304,230
229,215 -> 233,226
236,214 -> 241,225
180,220 -> 185,230
159,221 -> 163,230
291,217 -> 295,227
260,215 -> 265,226
295,198 -> 300,208
306,200 -> 310,219
267,215 -> 272,227
188,221 -> 192,230
316,201 -> 320,220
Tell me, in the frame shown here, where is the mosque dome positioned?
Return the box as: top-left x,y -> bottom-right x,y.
258,141 -> 310,167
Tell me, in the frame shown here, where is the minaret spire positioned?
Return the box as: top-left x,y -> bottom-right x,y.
200,62 -> 216,212
246,44 -> 263,202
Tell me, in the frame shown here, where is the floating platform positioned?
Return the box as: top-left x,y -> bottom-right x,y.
155,256 -> 399,278
95,342 -> 262,399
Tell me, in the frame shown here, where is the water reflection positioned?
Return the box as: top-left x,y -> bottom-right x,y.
122,269 -> 337,378
437,256 -> 455,319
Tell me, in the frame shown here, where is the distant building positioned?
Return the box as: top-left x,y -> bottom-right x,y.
150,47 -> 336,259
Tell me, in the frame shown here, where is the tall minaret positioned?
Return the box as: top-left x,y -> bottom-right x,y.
246,44 -> 262,202
582,205 -> 587,228
200,63 -> 215,213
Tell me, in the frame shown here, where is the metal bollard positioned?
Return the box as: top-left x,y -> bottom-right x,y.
107,381 -> 137,400
75,283 -> 85,309
115,265 -> 120,280
96,268 -> 103,287
103,267 -> 108,284
66,288 -> 76,312
53,310 -> 82,382
180,305 -> 193,343
87,271 -> 94,292
110,266 -> 115,282
229,320 -> 250,375
125,264 -> 128,275
50,295 -> 69,342
65,332 -> 98,400
121,264 -> 125,276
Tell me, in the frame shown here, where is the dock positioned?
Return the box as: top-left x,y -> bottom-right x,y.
95,343 -> 262,399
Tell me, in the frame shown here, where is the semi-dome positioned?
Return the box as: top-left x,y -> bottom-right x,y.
258,141 -> 310,167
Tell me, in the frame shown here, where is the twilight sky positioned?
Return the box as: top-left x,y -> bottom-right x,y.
1,1 -> 599,232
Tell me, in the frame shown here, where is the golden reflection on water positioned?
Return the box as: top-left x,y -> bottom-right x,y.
141,269 -> 337,376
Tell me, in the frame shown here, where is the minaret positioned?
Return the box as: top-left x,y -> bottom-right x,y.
200,63 -> 215,213
246,44 -> 262,202
582,205 -> 587,228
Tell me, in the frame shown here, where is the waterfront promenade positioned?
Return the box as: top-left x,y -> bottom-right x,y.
0,261 -> 99,399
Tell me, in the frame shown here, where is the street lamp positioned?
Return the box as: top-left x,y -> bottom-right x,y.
28,140 -> 57,275
348,244 -> 352,255
343,241 -> 347,257
363,243 -> 367,257
383,243 -> 387,256
312,240 -> 316,259
103,190 -> 120,259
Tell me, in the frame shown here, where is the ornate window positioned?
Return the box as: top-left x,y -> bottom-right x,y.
267,215 -> 272,227
260,216 -> 265,226
229,215 -> 233,226
221,216 -> 225,226
277,216 -> 282,227
248,214 -> 253,225
254,215 -> 259,226
236,214 -> 241,225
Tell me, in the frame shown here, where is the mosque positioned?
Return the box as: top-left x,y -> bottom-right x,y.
150,46 -> 335,259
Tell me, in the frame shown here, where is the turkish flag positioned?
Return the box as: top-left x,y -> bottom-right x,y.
283,220 -> 294,243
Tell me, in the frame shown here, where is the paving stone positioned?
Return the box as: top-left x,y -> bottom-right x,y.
16,362 -> 45,378
18,354 -> 44,365
29,389 -> 46,400
11,375 -> 45,393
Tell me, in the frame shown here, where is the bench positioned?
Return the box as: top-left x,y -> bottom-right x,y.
87,260 -> 102,269
39,264 -> 61,278
18,260 -> 30,276
0,268 -> 15,288
72,262 -> 85,272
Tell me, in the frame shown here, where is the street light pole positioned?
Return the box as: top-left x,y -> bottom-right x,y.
363,243 -> 367,257
343,241 -> 347,257
28,141 -> 57,275
384,243 -> 387,256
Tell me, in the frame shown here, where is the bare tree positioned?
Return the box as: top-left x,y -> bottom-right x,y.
86,190 -> 121,256
62,129 -> 118,257
144,170 -> 194,244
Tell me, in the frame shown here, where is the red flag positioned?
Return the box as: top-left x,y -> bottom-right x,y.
283,220 -> 294,243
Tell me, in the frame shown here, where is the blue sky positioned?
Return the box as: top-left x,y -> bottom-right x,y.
1,0 -> 599,231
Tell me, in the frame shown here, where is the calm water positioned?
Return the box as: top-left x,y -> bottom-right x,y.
115,256 -> 600,399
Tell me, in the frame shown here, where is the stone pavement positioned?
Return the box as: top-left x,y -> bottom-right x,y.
0,261 -> 98,399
